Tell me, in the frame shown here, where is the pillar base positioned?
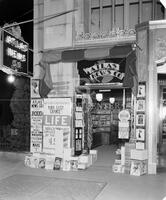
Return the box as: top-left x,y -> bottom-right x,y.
148,162 -> 157,174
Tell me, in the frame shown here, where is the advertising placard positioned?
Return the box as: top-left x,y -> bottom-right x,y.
43,98 -> 72,154
30,130 -> 42,153
30,99 -> 43,152
31,79 -> 40,98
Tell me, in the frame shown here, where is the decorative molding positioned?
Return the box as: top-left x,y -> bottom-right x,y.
75,28 -> 136,45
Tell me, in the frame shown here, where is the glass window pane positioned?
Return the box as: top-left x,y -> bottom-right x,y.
91,0 -> 100,8
156,2 -> 165,20
129,3 -> 139,29
102,7 -> 112,31
142,1 -> 152,22
115,5 -> 124,29
103,0 -> 112,6
91,8 -> 100,33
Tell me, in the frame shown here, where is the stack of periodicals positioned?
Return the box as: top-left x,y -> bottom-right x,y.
124,142 -> 136,174
130,149 -> 148,176
24,149 -> 98,171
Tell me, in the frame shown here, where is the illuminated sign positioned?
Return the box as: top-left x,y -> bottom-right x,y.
3,30 -> 29,74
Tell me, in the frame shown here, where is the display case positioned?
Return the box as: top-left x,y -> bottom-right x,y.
74,94 -> 84,155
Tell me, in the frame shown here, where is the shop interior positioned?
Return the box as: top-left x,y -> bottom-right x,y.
77,85 -> 132,150
90,87 -> 131,148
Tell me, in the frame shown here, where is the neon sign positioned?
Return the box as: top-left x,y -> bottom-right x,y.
3,30 -> 29,74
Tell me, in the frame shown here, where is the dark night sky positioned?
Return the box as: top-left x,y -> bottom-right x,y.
0,0 -> 33,47
0,0 -> 33,125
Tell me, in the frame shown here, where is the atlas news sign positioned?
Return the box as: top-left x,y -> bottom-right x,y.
2,29 -> 29,75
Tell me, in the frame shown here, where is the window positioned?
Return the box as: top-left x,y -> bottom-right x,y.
88,0 -> 164,33
90,0 -> 124,33
129,1 -> 139,29
142,0 -> 153,22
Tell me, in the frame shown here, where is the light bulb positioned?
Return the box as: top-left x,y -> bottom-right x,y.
96,93 -> 103,102
7,74 -> 15,83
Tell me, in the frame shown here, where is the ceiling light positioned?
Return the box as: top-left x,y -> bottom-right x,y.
96,93 -> 103,102
99,89 -> 111,92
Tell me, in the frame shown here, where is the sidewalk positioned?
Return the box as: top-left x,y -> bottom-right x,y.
0,145 -> 166,200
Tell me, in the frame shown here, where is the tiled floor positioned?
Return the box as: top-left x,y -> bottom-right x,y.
0,145 -> 166,200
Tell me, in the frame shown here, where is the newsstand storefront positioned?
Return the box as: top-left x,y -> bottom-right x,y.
28,43 -> 143,173
29,20 -> 166,175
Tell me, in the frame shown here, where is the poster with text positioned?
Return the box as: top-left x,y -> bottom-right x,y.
30,99 -> 44,152
43,98 -> 72,154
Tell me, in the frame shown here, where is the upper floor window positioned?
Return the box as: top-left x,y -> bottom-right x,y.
91,0 -> 124,33
88,0 -> 165,33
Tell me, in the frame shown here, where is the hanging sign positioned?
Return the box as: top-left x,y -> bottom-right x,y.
2,29 -> 29,75
77,58 -> 126,85
118,109 -> 130,121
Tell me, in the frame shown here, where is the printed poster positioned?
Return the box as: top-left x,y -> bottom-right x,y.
43,98 -> 72,154
31,79 -> 40,98
30,99 -> 43,152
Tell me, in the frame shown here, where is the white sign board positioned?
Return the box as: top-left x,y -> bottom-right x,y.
43,98 -> 72,154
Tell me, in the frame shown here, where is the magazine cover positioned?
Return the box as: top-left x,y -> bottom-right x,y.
24,155 -> 33,167
70,157 -> 78,171
53,157 -> 62,170
62,159 -> 71,171
38,158 -> 46,169
130,160 -> 147,176
45,154 -> 55,170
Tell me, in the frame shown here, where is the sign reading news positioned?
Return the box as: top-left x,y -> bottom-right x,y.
3,30 -> 29,74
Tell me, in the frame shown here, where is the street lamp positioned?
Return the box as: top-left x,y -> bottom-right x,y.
7,74 -> 15,83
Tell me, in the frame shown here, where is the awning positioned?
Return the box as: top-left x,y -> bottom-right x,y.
39,44 -> 138,97
61,44 -> 133,62
41,44 -> 133,63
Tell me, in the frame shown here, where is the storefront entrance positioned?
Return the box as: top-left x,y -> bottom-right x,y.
89,87 -> 132,149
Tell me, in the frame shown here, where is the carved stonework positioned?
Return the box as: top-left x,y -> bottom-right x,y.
75,28 -> 136,44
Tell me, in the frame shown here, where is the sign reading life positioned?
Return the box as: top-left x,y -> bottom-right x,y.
44,104 -> 70,126
3,30 -> 28,74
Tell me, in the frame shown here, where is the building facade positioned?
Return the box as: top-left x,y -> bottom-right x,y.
32,0 -> 166,174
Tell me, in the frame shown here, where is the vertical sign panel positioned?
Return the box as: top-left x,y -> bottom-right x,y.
30,99 -> 43,152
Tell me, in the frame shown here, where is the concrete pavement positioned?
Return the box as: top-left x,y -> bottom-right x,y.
0,145 -> 166,200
